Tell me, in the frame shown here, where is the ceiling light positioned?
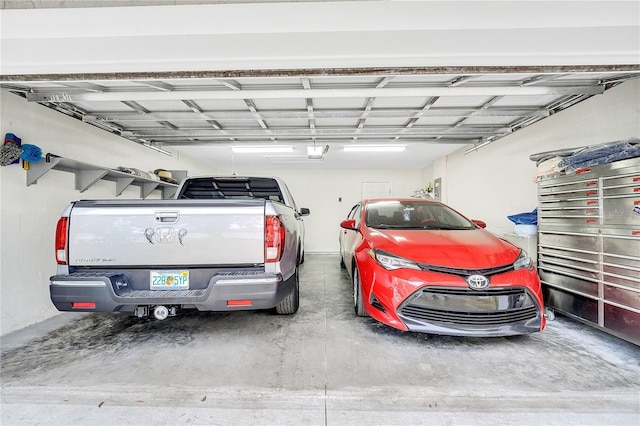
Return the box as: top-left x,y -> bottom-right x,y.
231,146 -> 294,153
307,146 -> 323,159
343,145 -> 406,153
307,145 -> 329,159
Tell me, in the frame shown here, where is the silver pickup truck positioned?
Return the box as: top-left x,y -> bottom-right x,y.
50,176 -> 310,319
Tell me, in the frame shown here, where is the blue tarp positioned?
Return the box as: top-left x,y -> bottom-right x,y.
557,139 -> 640,172
508,208 -> 538,225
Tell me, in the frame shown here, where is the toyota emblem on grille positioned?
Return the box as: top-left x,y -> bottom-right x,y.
466,274 -> 489,290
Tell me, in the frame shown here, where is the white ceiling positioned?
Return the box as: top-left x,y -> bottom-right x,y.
1,1 -> 639,170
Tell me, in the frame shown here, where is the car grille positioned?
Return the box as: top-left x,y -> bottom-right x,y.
398,287 -> 539,326
417,263 -> 514,277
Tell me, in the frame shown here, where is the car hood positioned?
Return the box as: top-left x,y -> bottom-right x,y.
366,228 -> 519,269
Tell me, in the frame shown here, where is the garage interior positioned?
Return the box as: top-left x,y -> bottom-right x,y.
1,1 -> 639,425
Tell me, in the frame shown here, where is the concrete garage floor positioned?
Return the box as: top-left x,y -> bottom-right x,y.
1,254 -> 639,426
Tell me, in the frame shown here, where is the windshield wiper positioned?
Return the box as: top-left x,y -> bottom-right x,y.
373,224 -> 435,230
423,224 -> 472,230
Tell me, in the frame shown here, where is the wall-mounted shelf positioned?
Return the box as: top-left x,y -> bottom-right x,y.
26,155 -> 186,199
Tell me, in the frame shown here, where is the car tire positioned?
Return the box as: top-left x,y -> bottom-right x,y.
276,267 -> 300,315
353,265 -> 368,317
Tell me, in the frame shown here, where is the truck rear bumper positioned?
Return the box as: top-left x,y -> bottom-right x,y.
50,270 -> 295,313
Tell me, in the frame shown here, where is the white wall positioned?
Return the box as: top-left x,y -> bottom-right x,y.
0,92 -> 213,335
423,79 -> 640,235
231,168 -> 423,253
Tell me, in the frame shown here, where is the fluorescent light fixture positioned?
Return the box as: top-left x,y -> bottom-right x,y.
231,145 -> 294,153
141,141 -> 172,156
343,145 -> 406,153
464,141 -> 492,154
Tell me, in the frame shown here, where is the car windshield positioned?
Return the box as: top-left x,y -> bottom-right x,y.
365,200 -> 476,230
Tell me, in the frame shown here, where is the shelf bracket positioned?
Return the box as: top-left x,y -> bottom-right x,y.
26,156 -> 63,186
162,186 -> 178,199
75,169 -> 109,193
115,177 -> 136,196
141,182 -> 160,199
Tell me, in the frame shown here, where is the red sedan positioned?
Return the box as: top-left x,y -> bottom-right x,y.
339,198 -> 546,336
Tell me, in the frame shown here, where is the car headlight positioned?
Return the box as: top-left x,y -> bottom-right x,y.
368,249 -> 421,271
513,249 -> 534,271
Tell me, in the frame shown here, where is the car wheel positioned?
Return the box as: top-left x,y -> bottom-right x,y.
353,265 -> 368,317
276,267 -> 299,315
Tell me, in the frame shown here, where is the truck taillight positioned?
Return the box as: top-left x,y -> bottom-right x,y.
55,217 -> 68,265
265,215 -> 285,263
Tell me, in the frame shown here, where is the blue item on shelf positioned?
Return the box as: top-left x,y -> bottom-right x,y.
558,138 -> 639,172
19,144 -> 43,162
507,208 -> 538,225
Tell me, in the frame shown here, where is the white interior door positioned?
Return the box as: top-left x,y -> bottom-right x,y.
362,182 -> 392,199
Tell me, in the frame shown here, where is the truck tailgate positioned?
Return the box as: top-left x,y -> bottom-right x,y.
68,199 -> 266,267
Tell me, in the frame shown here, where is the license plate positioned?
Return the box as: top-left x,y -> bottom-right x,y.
150,270 -> 189,290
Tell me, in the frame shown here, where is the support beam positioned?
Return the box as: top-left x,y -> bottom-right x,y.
26,85 -> 605,103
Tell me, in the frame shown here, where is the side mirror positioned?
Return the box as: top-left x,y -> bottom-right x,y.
340,219 -> 357,230
299,207 -> 310,217
472,219 -> 487,229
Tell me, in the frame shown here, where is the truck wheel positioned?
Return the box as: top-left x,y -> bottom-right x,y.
276,268 -> 299,315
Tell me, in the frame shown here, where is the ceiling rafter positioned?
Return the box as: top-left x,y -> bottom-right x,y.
435,96 -> 504,141
352,76 -> 394,142
302,78 -> 317,144
393,96 -> 440,142
81,106 -> 550,122
121,101 -> 149,114
24,84 -> 607,103
140,81 -> 173,92
59,82 -> 106,93
121,125 -> 510,142
182,99 -> 236,143
2,70 -> 637,162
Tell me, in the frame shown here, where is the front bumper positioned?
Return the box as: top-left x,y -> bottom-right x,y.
50,270 -> 294,313
397,287 -> 543,336
358,258 -> 545,336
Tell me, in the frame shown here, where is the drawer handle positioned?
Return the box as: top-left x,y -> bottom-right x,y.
585,181 -> 597,187
586,191 -> 597,197
633,177 -> 640,182
587,201 -> 598,205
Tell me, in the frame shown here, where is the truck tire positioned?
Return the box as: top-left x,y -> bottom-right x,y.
276,268 -> 299,315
